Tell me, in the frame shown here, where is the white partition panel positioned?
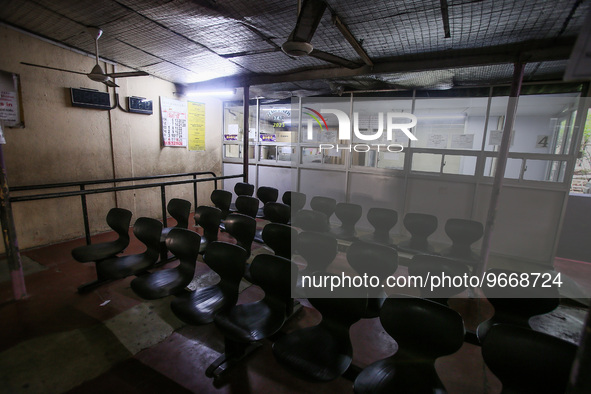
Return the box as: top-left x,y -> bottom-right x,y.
405,178 -> 477,244
222,163 -> 256,195
257,166 -> 297,202
348,172 -> 407,232
474,185 -> 565,265
299,169 -> 347,210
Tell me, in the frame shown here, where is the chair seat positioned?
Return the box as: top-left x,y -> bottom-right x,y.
214,300 -> 286,343
97,254 -> 155,280
130,268 -> 191,299
273,325 -> 352,382
171,286 -> 229,325
354,358 -> 442,394
71,241 -> 126,263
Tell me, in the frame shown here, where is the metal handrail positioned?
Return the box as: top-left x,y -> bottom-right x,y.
9,172 -> 243,245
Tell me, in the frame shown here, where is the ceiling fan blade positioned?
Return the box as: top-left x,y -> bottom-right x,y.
106,71 -> 149,78
103,79 -> 119,88
20,62 -> 88,76
309,49 -> 363,69
291,0 -> 327,42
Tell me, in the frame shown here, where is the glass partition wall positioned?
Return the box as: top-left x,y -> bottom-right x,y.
222,83 -> 589,266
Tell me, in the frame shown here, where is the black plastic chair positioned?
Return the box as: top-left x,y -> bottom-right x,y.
71,207 -> 133,292
235,195 -> 260,219
353,295 -> 465,394
330,202 -> 362,241
363,207 -> 398,245
310,196 -> 337,223
296,231 -> 338,276
482,324 -> 578,394
256,186 -> 279,217
211,189 -> 232,219
282,191 -> 306,213
229,182 -> 255,212
170,241 -> 247,325
253,202 -> 291,244
194,206 -> 222,253
224,213 -> 256,256
263,202 -> 291,224
291,209 -> 329,232
130,228 -> 200,300
160,198 -> 191,261
397,212 -> 438,253
273,297 -> 368,382
97,217 -> 162,280
346,240 -> 398,318
441,218 -> 483,263
262,223 -> 296,259
206,254 -> 297,378
476,268 -> 560,343
407,254 -> 471,305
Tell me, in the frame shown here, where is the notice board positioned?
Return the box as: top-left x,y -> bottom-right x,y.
187,101 -> 205,151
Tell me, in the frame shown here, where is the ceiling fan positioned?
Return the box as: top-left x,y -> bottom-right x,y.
21,27 -> 149,87
281,0 -> 363,69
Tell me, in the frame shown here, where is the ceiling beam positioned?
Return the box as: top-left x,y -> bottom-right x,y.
183,37 -> 576,90
331,14 -> 373,66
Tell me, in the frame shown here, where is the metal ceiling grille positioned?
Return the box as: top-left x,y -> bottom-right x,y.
1,0 -> 589,93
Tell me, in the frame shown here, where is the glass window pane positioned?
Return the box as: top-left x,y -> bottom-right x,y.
442,155 -> 477,175
323,149 -> 345,165
377,151 -> 405,170
484,157 -> 521,179
224,102 -> 256,142
224,144 -> 241,159
259,145 -> 276,161
277,146 -> 295,162
412,153 -> 442,173
301,147 -> 322,164
352,150 -> 376,167
523,160 -> 567,182
413,97 -> 489,150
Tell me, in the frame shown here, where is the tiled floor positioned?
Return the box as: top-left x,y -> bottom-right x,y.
0,222 -> 588,393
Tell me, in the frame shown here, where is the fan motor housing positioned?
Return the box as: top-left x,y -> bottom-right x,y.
281,41 -> 313,56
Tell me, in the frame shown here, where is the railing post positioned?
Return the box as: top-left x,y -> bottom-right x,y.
0,143 -> 27,300
243,85 -> 250,183
192,174 -> 198,211
80,185 -> 91,245
160,185 -> 168,262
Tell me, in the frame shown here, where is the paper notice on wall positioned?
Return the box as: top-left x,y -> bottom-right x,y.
187,101 -> 205,151
426,134 -> 448,148
160,97 -> 188,147
0,91 -> 18,123
489,130 -> 514,146
0,123 -> 5,144
451,134 -> 474,149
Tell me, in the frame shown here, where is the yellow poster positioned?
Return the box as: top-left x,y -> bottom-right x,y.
187,101 -> 205,151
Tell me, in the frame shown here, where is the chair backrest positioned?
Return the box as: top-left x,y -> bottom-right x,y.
263,202 -> 291,224
167,198 -> 191,229
367,207 -> 398,240
256,186 -> 279,205
133,217 -> 164,261
296,231 -> 338,273
224,213 -> 256,255
403,212 -> 438,250
379,295 -> 465,360
194,205 -> 222,242
203,241 -> 247,292
282,191 -> 306,212
211,189 -> 232,217
234,182 -> 254,197
165,228 -> 201,272
482,324 -> 577,394
235,195 -> 260,218
408,254 -> 470,301
309,296 -> 368,329
310,196 -> 337,220
106,207 -> 133,244
445,218 -> 483,256
262,223 -> 296,259
249,254 -> 298,311
347,240 -> 398,280
334,203 -> 362,228
291,209 -> 329,232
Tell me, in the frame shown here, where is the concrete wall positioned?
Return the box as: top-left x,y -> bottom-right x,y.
0,25 -> 223,253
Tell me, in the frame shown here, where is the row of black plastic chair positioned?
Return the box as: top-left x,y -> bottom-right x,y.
71,202 -> 576,392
